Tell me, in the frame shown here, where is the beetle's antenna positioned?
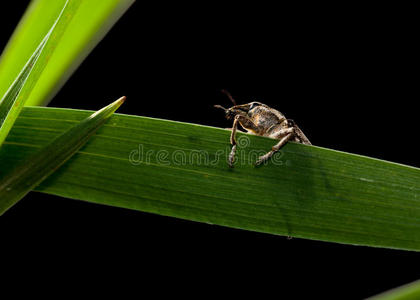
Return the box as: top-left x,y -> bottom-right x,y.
221,89 -> 237,106
214,104 -> 227,111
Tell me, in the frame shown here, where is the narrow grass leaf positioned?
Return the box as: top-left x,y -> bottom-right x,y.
0,0 -> 134,107
0,35 -> 47,142
0,97 -> 125,215
0,0 -> 80,146
368,280 -> 420,300
1,107 -> 420,250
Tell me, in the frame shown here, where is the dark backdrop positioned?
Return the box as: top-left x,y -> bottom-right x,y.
1,2 -> 418,298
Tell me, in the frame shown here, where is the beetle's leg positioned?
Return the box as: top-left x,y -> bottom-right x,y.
229,115 -> 258,168
228,116 -> 240,167
260,125 -> 309,165
268,127 -> 294,139
256,127 -> 296,165
292,124 -> 311,145
256,132 -> 293,166
256,127 -> 295,165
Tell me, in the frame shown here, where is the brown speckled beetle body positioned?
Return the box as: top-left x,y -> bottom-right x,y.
215,90 -> 311,167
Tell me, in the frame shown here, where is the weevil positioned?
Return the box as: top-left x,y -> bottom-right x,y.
215,90 -> 311,167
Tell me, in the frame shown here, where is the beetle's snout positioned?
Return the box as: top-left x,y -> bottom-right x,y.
214,104 -> 248,120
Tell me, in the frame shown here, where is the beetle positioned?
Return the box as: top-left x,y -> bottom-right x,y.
215,90 -> 311,167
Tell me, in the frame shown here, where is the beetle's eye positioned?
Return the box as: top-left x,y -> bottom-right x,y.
249,102 -> 260,110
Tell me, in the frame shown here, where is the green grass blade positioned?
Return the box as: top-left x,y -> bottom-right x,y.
0,0 -> 134,107
0,97 -> 124,215
368,280 -> 420,300
0,35 -> 46,143
0,0 -> 80,146
1,108 -> 420,250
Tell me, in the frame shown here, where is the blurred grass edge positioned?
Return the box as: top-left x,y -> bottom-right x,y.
0,0 -> 135,106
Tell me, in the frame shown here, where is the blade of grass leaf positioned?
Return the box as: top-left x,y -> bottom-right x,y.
0,97 -> 125,215
1,108 -> 420,250
368,280 -> 420,300
0,0 -> 134,106
0,35 -> 47,141
0,0 -> 80,146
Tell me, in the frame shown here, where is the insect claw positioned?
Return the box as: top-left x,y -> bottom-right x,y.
228,159 -> 235,168
255,159 -> 263,167
228,145 -> 236,168
255,155 -> 269,166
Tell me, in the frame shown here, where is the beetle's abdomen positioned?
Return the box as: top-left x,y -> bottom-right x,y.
249,106 -> 285,136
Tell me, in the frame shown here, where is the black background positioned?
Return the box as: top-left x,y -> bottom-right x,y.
1,2 -> 419,298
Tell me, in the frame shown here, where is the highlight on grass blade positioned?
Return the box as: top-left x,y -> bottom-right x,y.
0,96 -> 125,215
0,0 -> 80,147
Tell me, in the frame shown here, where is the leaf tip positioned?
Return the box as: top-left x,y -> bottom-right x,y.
117,96 -> 126,104
109,95 -> 126,112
